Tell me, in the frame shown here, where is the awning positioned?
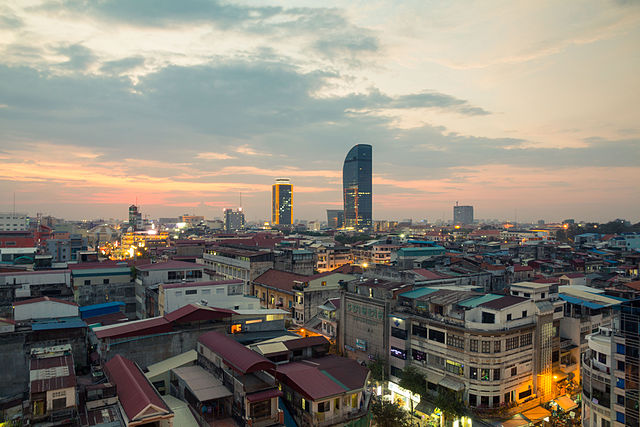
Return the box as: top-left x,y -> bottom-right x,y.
555,395 -> 578,412
499,415 -> 529,427
521,406 -> 551,423
438,376 -> 464,392
424,371 -> 445,385
246,388 -> 283,403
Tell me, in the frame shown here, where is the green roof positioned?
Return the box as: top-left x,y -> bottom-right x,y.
457,294 -> 503,308
399,287 -> 439,299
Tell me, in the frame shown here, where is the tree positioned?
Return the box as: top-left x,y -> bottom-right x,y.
398,365 -> 426,397
371,399 -> 410,427
368,358 -> 387,382
433,389 -> 466,427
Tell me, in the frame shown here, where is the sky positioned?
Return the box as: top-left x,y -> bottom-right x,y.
0,0 -> 639,223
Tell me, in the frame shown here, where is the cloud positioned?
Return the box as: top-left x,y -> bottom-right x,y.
235,145 -> 272,157
196,152 -> 235,160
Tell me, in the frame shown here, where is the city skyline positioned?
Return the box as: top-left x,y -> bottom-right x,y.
1,1 -> 639,222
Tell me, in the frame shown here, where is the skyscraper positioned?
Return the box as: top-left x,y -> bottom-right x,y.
272,178 -> 292,226
326,209 -> 344,229
343,144 -> 372,229
224,208 -> 245,232
453,203 -> 474,225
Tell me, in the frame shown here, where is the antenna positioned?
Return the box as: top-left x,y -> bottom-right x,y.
13,192 -> 16,218
239,192 -> 242,209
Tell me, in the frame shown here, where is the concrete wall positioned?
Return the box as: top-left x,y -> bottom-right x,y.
0,333 -> 28,398
98,324 -> 228,369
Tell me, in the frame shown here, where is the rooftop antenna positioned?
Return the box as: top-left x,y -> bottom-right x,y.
13,192 -> 16,217
239,192 -> 242,209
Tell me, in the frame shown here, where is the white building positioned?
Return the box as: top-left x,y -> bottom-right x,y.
159,280 -> 259,315
0,212 -> 28,231
13,296 -> 79,321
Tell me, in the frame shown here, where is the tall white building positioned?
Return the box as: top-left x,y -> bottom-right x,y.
0,212 -> 28,231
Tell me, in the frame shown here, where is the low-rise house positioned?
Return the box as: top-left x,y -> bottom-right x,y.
105,354 -> 174,427
13,296 -> 79,321
154,279 -> 258,315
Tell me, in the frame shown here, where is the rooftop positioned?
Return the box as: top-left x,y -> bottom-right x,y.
136,260 -> 202,271
161,279 -> 243,290
198,331 -> 275,375
479,295 -> 529,310
13,296 -> 78,307
253,269 -> 309,292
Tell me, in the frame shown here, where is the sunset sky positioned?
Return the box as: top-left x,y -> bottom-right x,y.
1,0 -> 639,223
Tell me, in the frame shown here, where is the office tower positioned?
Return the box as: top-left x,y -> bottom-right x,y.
326,209 -> 344,229
342,144 -> 372,229
272,178 -> 292,226
128,205 -> 142,231
453,202 -> 474,225
224,208 -> 245,232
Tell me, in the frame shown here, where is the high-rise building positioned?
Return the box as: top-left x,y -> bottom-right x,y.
128,205 -> 142,231
0,212 -> 28,231
224,208 -> 245,232
326,209 -> 344,229
271,178 -> 292,226
343,144 -> 372,229
453,203 -> 474,225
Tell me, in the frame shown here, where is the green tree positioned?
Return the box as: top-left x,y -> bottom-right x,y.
368,358 -> 387,382
433,389 -> 466,427
371,399 -> 410,427
398,365 -> 426,397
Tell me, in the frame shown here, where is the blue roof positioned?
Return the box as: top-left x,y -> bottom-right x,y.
589,249 -> 608,255
399,287 -> 439,299
559,295 -> 605,309
407,240 -> 436,245
32,317 -> 87,331
79,302 -> 125,312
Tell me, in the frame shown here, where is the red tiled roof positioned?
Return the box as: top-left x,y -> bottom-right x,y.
253,269 -> 308,292
562,273 -> 585,279
246,388 -> 283,403
13,296 -> 78,307
274,356 -> 368,401
283,336 -> 329,351
622,281 -> 640,291
161,279 -> 242,289
513,265 -> 534,272
163,304 -> 235,323
104,355 -> 170,422
83,312 -> 128,326
198,331 -> 275,375
533,278 -> 560,284
412,269 -> 451,280
331,264 -> 362,274
136,260 -> 202,271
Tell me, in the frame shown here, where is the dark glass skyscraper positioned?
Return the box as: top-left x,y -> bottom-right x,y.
272,178 -> 292,225
343,144 -> 372,229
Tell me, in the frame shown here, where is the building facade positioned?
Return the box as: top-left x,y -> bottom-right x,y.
342,144 -> 372,229
224,208 -> 245,232
453,204 -> 474,225
272,178 -> 293,226
326,209 -> 344,229
0,213 -> 28,231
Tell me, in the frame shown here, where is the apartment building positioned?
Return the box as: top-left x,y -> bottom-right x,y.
201,246 -> 274,293
389,282 -> 565,412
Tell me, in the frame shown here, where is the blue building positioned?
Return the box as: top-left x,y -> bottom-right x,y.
342,144 -> 372,229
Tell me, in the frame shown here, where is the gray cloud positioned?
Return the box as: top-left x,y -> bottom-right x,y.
100,56 -> 146,75
55,44 -> 96,71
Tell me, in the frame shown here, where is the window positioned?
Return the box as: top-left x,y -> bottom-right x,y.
617,394 -> 625,405
390,366 -> 403,378
390,347 -> 407,360
84,280 -> 90,286
598,352 -> 607,364
616,344 -> 626,355
216,287 -> 224,294
494,340 -> 501,353
616,412 -> 625,424
52,397 -> 67,410
617,360 -> 625,371
470,339 -> 478,352
412,349 -> 426,362
334,398 -> 340,412
507,313 -> 512,321
541,293 -> 546,299
470,367 -> 478,380
506,337 -> 519,351
520,333 -> 532,347
524,293 -> 531,298
317,401 -> 330,413
202,289 -> 211,295
511,366 -> 517,376
482,341 -> 491,353
481,312 -> 495,323
429,329 -> 445,343
469,394 -> 477,407
481,369 -> 490,381
175,291 -> 182,296
447,334 -> 464,349
391,327 -> 408,340
522,310 -> 527,317
103,279 -> 110,284
412,325 -> 428,338
504,391 -> 512,403
185,289 -> 197,295
493,396 -> 500,407
302,398 -> 310,413
518,389 -> 532,399
616,378 -> 625,389
481,396 -> 489,407
445,360 -> 463,376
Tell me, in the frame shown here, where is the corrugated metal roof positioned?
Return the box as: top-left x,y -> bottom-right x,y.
458,294 -> 503,308
198,331 -> 275,374
559,295 -> 605,309
32,317 -> 87,330
398,287 -> 438,299
145,350 -> 197,380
